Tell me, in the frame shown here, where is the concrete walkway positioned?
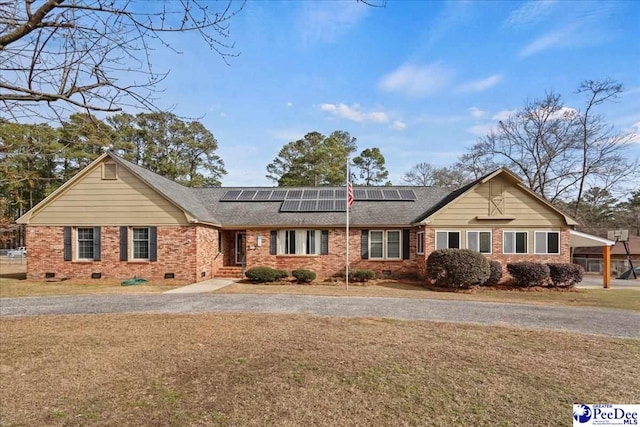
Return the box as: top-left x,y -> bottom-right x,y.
163,278 -> 235,294
576,276 -> 640,289
1,293 -> 638,339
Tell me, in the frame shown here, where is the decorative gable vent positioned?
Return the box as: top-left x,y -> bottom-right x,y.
102,162 -> 118,180
489,181 -> 504,216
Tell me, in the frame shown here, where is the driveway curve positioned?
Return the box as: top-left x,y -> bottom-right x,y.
1,294 -> 638,339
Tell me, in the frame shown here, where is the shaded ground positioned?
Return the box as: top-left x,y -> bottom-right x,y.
1,314 -> 638,427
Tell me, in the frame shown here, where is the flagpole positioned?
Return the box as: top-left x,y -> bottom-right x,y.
346,157 -> 350,291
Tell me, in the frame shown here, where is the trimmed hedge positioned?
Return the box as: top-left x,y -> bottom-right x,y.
245,267 -> 289,283
292,269 -> 316,283
547,263 -> 584,287
349,269 -> 376,282
426,249 -> 491,289
506,262 -> 550,287
483,260 -> 503,286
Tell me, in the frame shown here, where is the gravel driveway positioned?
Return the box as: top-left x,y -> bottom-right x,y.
1,294 -> 638,339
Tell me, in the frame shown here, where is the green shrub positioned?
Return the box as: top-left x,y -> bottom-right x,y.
274,269 -> 289,280
426,249 -> 491,288
349,269 -> 376,282
292,269 -> 316,283
483,260 -> 503,286
245,267 -> 287,283
506,262 -> 550,287
547,263 -> 584,287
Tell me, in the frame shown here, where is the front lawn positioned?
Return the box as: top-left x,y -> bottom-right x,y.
0,278 -> 182,298
1,313 -> 638,426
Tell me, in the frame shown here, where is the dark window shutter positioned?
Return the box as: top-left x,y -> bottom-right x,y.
63,226 -> 72,261
149,226 -> 157,261
120,226 -> 128,261
93,227 -> 101,261
270,230 -> 277,255
321,230 -> 329,255
402,229 -> 410,260
361,230 -> 369,259
218,230 -> 222,253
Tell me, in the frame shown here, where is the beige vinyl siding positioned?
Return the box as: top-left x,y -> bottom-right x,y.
429,176 -> 566,227
28,161 -> 189,225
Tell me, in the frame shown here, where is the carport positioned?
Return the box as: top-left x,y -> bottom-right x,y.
570,230 -> 616,288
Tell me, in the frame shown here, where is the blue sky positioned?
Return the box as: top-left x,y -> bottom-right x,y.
148,0 -> 640,186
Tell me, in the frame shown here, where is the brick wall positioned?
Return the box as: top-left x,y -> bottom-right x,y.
26,226 -> 200,283
195,225 -> 222,280
245,228 -> 420,279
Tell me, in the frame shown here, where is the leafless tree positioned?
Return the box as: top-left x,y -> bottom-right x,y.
471,83 -> 637,207
402,162 -> 437,186
0,0 -> 244,120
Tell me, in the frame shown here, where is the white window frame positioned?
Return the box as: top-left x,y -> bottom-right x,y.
503,231 -> 528,254
534,231 -> 561,255
435,230 -> 461,250
466,230 -> 492,254
277,229 -> 322,255
131,227 -> 150,261
369,230 -> 402,260
76,227 -> 94,260
416,231 -> 425,255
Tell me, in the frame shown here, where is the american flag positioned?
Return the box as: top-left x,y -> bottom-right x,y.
347,179 -> 354,209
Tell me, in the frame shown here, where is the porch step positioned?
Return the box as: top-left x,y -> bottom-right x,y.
216,267 -> 244,279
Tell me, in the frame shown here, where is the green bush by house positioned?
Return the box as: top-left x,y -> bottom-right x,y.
507,262 -> 550,287
426,249 -> 491,288
292,269 -> 316,283
245,267 -> 289,283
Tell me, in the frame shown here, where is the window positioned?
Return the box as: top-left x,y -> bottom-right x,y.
76,227 -> 94,260
435,231 -> 460,250
534,231 -> 560,254
467,231 -> 492,254
132,227 -> 150,260
416,231 -> 425,254
277,229 -> 321,255
503,231 -> 528,254
369,230 -> 402,260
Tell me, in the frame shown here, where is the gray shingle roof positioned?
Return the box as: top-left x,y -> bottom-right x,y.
110,153 -> 454,227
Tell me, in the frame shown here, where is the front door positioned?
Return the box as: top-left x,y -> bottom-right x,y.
235,232 -> 246,265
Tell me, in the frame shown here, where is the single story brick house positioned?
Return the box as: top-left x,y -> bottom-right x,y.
17,152 -> 578,283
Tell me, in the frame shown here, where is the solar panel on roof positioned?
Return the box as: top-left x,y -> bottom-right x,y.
270,190 -> 287,200
286,190 -> 302,199
318,189 -> 334,199
382,189 -> 401,200
335,189 -> 346,199
238,190 -> 257,200
280,200 -> 300,211
220,190 -> 242,201
253,190 -> 272,200
398,189 -> 417,200
367,189 -> 384,199
317,199 -> 334,211
302,189 -> 318,199
299,200 -> 317,211
354,188 -> 366,199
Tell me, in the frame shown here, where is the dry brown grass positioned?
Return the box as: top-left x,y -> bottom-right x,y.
0,277 -> 183,298
218,281 -> 640,311
1,313 -> 638,426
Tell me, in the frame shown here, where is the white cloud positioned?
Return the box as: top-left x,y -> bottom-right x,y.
286,102 -> 293,107
378,63 -> 453,97
506,1 -> 557,27
320,103 -> 389,123
270,128 -> 305,142
390,120 -> 407,131
457,74 -> 503,93
519,26 -> 575,57
219,112 -> 227,118
548,106 -> 579,120
469,107 -> 486,118
492,109 -> 517,121
299,2 -> 368,44
628,122 -> 640,144
467,124 -> 494,137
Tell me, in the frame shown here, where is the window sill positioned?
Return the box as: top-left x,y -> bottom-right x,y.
276,254 -> 324,258
72,260 -> 97,264
127,260 -> 151,264
366,258 -> 404,262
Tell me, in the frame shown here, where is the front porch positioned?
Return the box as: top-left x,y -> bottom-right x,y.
216,230 -> 247,278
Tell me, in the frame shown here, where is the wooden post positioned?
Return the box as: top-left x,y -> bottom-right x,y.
603,245 -> 611,289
